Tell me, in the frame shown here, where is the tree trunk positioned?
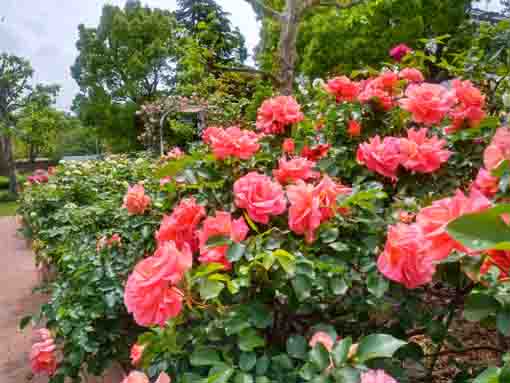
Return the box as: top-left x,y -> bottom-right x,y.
278,0 -> 300,95
29,144 -> 36,163
0,135 -> 17,195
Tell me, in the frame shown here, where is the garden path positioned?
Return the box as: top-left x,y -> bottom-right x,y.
0,217 -> 48,383
0,217 -> 124,383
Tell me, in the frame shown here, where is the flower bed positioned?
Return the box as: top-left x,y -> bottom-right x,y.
20,67 -> 510,383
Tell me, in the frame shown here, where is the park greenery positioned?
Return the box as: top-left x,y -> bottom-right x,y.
3,0 -> 510,383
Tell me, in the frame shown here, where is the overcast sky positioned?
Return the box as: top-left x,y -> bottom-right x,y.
0,0 -> 260,111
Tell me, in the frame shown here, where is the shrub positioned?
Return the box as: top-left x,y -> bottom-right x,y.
20,66 -> 510,383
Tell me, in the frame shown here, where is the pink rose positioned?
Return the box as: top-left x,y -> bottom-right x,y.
356,136 -> 403,180
30,329 -> 57,376
286,181 -> 322,243
361,369 -> 398,383
484,127 -> 510,171
124,242 -> 190,327
156,197 -> 206,252
358,75 -> 396,111
198,211 -> 249,270
123,184 -> 152,215
377,223 -> 436,289
416,189 -> 491,261
122,371 -> 171,383
347,120 -> 362,137
314,175 -> 352,220
399,83 -> 456,126
234,172 -> 287,224
471,168 -> 499,198
309,331 -> 334,352
130,343 -> 145,366
273,157 -> 319,184
28,169 -> 50,184
256,96 -> 304,135
203,126 -> 261,160
399,128 -> 451,173
390,43 -> 412,61
324,76 -> 360,103
446,79 -> 486,133
282,138 -> 295,154
160,176 -> 172,187
399,68 -> 424,83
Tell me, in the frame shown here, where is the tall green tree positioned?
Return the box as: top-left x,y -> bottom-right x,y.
72,3 -> 179,104
176,0 -> 248,64
71,2 -> 180,151
17,105 -> 67,162
0,54 -> 33,194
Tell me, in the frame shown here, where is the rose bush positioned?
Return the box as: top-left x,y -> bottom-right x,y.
19,64 -> 510,383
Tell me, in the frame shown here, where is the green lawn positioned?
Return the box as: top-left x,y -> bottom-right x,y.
0,201 -> 18,217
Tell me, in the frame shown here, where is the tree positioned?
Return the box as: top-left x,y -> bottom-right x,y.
17,105 -> 67,162
72,3 -> 179,104
246,0 -> 470,94
176,0 -> 248,64
246,0 -> 370,94
0,53 -> 33,194
296,0 -> 470,78
71,2 -> 180,151
16,83 -> 61,162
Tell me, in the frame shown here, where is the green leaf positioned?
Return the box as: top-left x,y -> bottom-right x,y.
155,153 -> 206,178
190,348 -> 222,366
292,275 -> 311,301
192,263 -> 226,280
332,367 -> 360,383
227,242 -> 246,262
274,249 -> 296,275
239,352 -> 257,372
299,362 -> 317,381
464,294 -> 500,322
356,334 -> 406,363
329,242 -> 349,252
286,335 -> 308,359
234,373 -> 253,383
497,309 -> 510,336
255,355 -> 270,376
200,279 -> 225,300
225,317 -> 251,336
238,328 -> 266,352
271,354 -> 294,370
332,337 -> 352,366
446,204 -> 510,251
330,278 -> 348,295
208,364 -> 234,383
19,315 -> 32,330
262,251 -> 275,270
320,227 -> 339,244
500,364 -> 510,383
206,235 -> 232,248
473,367 -> 501,383
309,344 -> 330,370
367,273 -> 389,298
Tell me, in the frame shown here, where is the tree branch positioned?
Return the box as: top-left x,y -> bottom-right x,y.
245,0 -> 284,22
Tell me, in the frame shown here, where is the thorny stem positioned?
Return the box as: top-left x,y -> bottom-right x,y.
426,282 -> 473,379
427,304 -> 457,379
